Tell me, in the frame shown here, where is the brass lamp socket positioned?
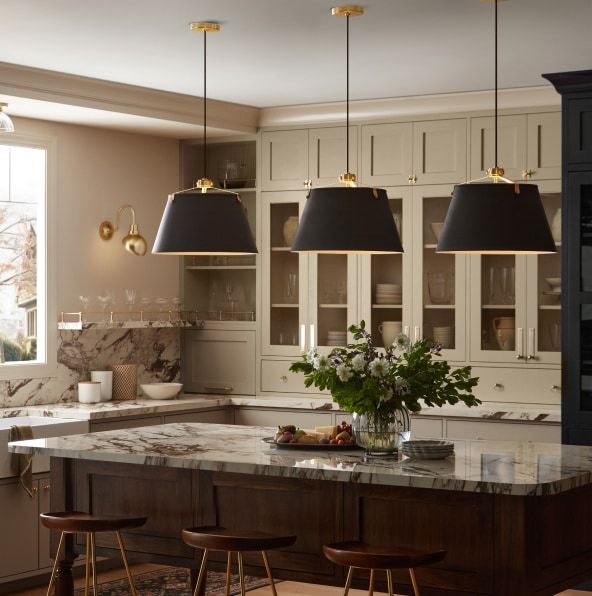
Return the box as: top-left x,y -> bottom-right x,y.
189,22 -> 220,33
339,172 -> 357,187
487,166 -> 506,178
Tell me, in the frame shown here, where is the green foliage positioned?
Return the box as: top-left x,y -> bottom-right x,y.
0,334 -> 24,362
290,321 -> 480,417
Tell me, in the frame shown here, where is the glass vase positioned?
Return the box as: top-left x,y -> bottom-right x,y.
352,409 -> 410,456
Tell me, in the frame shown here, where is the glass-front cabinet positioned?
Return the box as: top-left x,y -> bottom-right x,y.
412,185 -> 466,362
469,180 -> 562,365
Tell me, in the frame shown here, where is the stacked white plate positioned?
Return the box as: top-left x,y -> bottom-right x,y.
326,330 -> 347,346
375,283 -> 402,305
402,440 -> 454,460
432,326 -> 454,348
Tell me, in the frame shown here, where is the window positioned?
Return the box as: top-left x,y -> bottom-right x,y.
0,138 -> 54,376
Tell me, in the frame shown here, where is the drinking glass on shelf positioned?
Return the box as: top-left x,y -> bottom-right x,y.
79,295 -> 91,322
427,272 -> 450,305
550,322 -> 561,351
140,296 -> 152,321
155,297 -> 169,321
209,281 -> 220,312
170,297 -> 182,322
124,289 -> 137,313
286,273 -> 297,303
500,267 -> 516,305
97,291 -> 114,323
488,267 -> 501,304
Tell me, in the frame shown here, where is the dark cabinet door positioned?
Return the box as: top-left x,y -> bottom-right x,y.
567,97 -> 592,166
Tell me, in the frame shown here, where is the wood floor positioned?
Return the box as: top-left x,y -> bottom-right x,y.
8,564 -> 591,595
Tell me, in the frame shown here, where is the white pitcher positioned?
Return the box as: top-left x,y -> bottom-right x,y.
492,316 -> 515,351
378,321 -> 403,348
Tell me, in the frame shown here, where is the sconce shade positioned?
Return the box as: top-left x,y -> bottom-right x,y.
122,228 -> 147,256
291,186 -> 403,254
0,104 -> 15,133
152,191 -> 257,255
436,183 -> 556,254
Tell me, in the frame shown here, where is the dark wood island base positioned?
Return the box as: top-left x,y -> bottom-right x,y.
49,456 -> 592,596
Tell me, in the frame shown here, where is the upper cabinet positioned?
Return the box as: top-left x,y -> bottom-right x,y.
470,112 -> 560,181
261,126 -> 358,191
360,118 -> 466,187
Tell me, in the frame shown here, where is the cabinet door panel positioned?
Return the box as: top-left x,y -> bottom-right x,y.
567,97 -> 592,164
470,115 -> 527,180
410,417 -> 444,439
90,416 -> 162,432
360,123 -> 412,186
260,359 -> 322,394
309,126 -> 357,187
413,119 -> 467,184
262,130 -> 309,191
527,112 -> 561,180
447,419 -> 560,442
38,478 -> 52,569
164,410 -> 231,424
0,481 -> 38,576
234,408 -> 332,428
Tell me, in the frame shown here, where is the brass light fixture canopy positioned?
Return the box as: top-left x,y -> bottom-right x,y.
99,204 -> 147,256
436,0 -> 555,255
292,5 -> 402,254
153,21 -> 257,255
0,103 -> 15,133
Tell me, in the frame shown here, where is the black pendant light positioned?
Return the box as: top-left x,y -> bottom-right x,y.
291,6 -> 403,254
153,22 -> 257,256
436,0 -> 556,255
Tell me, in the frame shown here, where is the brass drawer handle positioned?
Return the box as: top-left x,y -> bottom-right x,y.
550,385 -> 561,392
522,169 -> 535,179
280,375 -> 288,383
42,484 -> 50,491
493,383 -> 504,391
408,174 -> 417,184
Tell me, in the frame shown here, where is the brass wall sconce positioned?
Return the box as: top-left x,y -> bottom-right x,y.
99,204 -> 147,256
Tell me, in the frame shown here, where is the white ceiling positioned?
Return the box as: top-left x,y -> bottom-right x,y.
1,0 -> 591,109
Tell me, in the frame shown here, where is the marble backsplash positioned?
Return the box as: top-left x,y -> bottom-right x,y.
0,328 -> 180,408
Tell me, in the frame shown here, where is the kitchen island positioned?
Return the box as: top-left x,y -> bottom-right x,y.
9,423 -> 592,595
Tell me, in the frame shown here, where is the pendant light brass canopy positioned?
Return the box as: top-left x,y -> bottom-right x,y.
152,22 -> 257,256
436,0 -> 555,255
291,6 -> 402,254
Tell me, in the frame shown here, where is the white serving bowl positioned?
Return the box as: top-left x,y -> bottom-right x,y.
140,383 -> 183,400
545,277 -> 561,290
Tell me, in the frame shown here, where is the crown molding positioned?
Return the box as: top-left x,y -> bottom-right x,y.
0,61 -> 258,135
259,85 -> 561,128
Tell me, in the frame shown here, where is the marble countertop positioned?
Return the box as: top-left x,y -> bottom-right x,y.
0,395 -> 561,423
8,422 -> 581,496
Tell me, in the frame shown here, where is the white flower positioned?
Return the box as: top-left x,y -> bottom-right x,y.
313,354 -> 330,371
336,364 -> 353,382
369,357 -> 388,378
306,348 -> 318,363
393,333 -> 411,351
379,388 -> 394,404
351,353 -> 366,372
394,377 -> 410,396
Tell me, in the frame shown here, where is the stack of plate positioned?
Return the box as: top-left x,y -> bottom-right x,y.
432,326 -> 454,349
327,330 -> 347,346
402,440 -> 454,460
375,283 -> 402,305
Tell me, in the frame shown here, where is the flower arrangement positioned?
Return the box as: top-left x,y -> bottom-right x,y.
289,321 -> 480,421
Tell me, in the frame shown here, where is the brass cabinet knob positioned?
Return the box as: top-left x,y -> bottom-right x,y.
550,385 -> 561,392
408,174 -> 417,184
303,179 -> 312,189
42,484 -> 51,491
522,169 -> 535,179
493,383 -> 504,391
280,375 -> 288,383
515,354 -> 524,360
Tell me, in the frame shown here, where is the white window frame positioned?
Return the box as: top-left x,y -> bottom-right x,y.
0,133 -> 57,380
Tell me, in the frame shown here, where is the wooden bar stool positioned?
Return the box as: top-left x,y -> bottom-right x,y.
41,511 -> 147,596
323,541 -> 446,596
182,526 -> 296,596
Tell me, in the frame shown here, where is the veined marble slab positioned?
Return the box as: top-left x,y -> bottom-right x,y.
0,394 -> 561,423
8,422 -> 586,496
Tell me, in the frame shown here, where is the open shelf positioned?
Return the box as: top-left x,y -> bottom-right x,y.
482,304 -> 516,309
271,246 -> 293,252
372,304 -> 403,309
539,305 -> 561,310
319,304 -> 347,309
271,303 -> 299,308
424,304 -> 455,309
186,266 -> 257,270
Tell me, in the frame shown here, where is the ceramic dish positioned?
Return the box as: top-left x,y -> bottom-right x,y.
402,440 -> 454,460
262,437 -> 362,451
140,382 -> 183,400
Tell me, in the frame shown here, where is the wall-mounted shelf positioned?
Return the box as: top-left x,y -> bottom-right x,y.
372,304 -> 403,309
318,304 -> 347,309
186,266 -> 257,271
271,246 -> 292,252
271,303 -> 298,309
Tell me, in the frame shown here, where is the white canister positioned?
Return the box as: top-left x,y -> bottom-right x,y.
78,381 -> 102,404
90,370 -> 113,402
378,321 -> 403,348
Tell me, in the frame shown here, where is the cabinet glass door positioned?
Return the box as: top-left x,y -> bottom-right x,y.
262,192 -> 308,356
360,187 -> 412,350
526,181 -> 562,365
412,185 -> 466,361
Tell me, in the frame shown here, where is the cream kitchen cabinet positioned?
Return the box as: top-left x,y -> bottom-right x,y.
261,191 -> 359,357
360,119 -> 466,187
262,126 -> 358,192
470,112 -> 560,181
234,408 -> 332,428
469,180 -> 561,366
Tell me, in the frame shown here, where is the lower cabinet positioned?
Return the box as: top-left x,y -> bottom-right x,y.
234,408 -> 332,428
164,410 -> 230,425
90,416 -> 163,433
260,359 -> 324,394
446,419 -> 560,442
410,417 -> 444,439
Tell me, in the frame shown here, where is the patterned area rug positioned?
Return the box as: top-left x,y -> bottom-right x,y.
74,567 -> 274,595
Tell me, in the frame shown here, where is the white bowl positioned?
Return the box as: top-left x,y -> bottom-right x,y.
140,383 -> 183,400
545,277 -> 561,289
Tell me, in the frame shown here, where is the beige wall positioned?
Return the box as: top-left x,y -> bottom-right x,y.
11,116 -> 180,313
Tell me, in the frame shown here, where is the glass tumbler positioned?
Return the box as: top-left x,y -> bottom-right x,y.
427,272 -> 450,305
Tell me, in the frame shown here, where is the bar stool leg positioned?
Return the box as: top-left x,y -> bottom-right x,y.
261,550 -> 278,596
193,549 -> 209,596
343,566 -> 353,596
368,568 -> 375,596
84,533 -> 91,596
386,569 -> 394,596
46,531 -> 65,596
90,532 -> 98,596
225,551 -> 232,596
237,551 -> 246,596
115,531 -> 138,596
409,568 -> 420,596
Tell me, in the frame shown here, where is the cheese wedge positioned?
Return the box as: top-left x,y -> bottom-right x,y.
315,425 -> 339,439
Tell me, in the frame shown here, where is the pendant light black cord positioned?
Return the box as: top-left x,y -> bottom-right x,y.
203,29 -> 207,178
346,12 -> 350,174
494,0 -> 498,170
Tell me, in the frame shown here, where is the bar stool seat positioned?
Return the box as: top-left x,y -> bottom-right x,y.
323,541 -> 446,596
182,526 -> 296,596
41,511 -> 147,596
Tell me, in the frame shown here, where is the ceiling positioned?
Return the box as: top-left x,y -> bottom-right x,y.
2,0 -> 591,109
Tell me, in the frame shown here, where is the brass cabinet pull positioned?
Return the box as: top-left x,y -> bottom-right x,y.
280,375 -> 288,383
522,169 -> 535,179
42,484 -> 51,491
303,179 -> 312,189
493,383 -> 504,391
550,385 -> 561,392
408,174 -> 417,184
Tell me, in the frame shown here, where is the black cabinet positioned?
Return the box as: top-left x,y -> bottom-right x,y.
545,70 -> 592,444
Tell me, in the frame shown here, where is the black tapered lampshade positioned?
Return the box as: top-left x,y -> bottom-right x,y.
291,186 -> 403,254
152,191 -> 257,255
436,183 -> 556,254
